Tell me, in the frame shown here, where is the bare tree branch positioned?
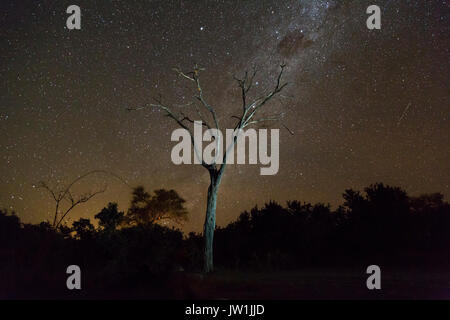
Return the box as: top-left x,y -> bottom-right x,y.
37,170 -> 128,228
128,64 -> 289,174
55,186 -> 107,228
217,64 -> 290,174
283,124 -> 295,136
243,112 -> 286,128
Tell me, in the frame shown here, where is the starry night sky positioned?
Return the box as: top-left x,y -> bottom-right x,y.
1,0 -> 449,232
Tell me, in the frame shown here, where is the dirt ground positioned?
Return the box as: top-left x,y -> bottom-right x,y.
3,267 -> 449,300
167,267 -> 450,300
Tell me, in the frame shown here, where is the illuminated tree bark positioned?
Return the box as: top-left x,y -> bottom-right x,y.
203,169 -> 219,272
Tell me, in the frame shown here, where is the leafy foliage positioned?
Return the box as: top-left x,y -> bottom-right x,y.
126,186 -> 188,225
95,202 -> 125,232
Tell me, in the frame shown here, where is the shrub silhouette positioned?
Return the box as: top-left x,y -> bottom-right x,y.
95,202 -> 125,232
126,186 -> 188,225
1,183 -> 449,298
72,218 -> 96,240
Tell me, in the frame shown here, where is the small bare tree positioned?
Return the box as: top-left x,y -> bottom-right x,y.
129,64 -> 289,273
38,171 -> 107,229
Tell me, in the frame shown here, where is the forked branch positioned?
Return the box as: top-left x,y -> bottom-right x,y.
37,170 -> 129,228
128,64 -> 291,172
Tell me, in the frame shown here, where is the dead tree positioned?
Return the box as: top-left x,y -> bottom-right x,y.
129,64 -> 289,273
38,170 -> 107,229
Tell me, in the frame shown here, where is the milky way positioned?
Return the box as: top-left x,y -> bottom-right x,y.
1,0 -> 449,232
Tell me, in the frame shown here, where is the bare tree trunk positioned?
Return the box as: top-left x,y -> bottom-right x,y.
203,169 -> 222,273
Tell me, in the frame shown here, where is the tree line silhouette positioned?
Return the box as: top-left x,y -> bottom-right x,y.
1,183 -> 449,298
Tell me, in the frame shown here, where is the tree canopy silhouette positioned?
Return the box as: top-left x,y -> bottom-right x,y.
95,202 -> 125,232
72,217 -> 95,240
126,186 -> 188,225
